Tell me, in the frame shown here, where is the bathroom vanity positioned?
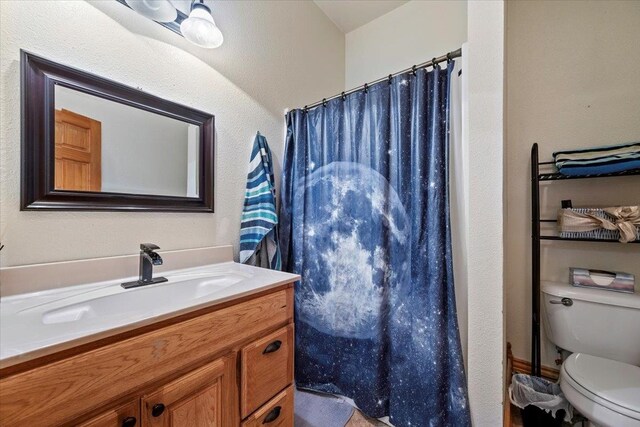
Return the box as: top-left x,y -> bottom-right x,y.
0,253 -> 299,427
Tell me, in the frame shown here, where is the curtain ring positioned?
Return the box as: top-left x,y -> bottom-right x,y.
388,74 -> 393,84
322,98 -> 327,107
446,52 -> 452,64
432,57 -> 437,68
411,65 -> 417,76
363,83 -> 368,93
341,91 -> 346,101
304,105 -> 308,114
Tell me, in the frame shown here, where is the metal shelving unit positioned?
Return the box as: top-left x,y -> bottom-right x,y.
538,169 -> 640,181
529,143 -> 640,376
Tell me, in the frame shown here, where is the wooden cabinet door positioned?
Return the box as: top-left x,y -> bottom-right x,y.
77,400 -> 139,427
141,354 -> 238,427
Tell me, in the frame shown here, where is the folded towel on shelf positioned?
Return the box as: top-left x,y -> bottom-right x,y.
239,132 -> 282,270
558,206 -> 640,243
570,267 -> 635,293
553,142 -> 640,176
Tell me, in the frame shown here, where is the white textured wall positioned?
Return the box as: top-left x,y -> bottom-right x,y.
345,0 -> 467,87
506,1 -> 640,369
466,2 -> 505,425
0,0 -> 344,267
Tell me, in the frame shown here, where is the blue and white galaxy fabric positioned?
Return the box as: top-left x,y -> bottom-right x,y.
279,62 -> 471,426
239,133 -> 281,270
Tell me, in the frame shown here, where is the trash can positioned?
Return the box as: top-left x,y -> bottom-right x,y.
509,374 -> 572,427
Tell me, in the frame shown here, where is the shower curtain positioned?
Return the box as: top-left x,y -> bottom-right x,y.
279,62 -> 470,426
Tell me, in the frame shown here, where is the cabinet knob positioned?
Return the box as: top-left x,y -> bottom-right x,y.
151,403 -> 165,417
263,340 -> 282,354
122,417 -> 137,427
263,406 -> 281,424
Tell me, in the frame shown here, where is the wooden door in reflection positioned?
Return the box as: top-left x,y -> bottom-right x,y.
54,108 -> 101,191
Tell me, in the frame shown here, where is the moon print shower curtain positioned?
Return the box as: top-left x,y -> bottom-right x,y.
279,62 -> 471,426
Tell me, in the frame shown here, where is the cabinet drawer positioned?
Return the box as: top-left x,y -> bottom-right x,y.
242,386 -> 294,427
77,400 -> 140,427
241,325 -> 294,418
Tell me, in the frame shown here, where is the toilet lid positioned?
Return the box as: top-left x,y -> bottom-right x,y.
563,353 -> 640,413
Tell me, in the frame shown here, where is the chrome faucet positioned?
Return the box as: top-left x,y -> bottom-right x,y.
122,243 -> 168,289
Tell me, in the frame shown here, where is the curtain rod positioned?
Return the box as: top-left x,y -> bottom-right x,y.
289,48 -> 461,113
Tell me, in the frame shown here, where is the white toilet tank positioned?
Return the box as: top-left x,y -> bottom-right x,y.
541,281 -> 640,366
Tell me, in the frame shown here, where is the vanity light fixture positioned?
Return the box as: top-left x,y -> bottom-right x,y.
180,0 -> 224,49
124,0 -> 177,23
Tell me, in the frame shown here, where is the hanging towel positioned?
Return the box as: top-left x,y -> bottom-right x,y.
239,133 -> 282,270
553,142 -> 640,176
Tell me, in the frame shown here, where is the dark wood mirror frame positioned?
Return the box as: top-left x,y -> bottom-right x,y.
21,50 -> 215,212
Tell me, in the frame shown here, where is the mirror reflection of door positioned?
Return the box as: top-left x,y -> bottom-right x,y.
54,109 -> 102,191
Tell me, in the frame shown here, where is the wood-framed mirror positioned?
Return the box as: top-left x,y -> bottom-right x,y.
21,50 -> 215,212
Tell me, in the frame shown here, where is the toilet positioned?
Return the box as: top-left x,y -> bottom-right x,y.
542,281 -> 640,427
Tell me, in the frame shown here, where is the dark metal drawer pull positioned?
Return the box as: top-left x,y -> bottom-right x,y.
151,403 -> 165,417
122,416 -> 137,427
263,340 -> 282,354
263,406 -> 282,424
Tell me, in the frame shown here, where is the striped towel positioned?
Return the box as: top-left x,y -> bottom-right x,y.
239,133 -> 282,270
553,142 -> 640,176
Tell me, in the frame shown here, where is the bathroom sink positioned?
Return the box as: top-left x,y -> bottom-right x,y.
41,273 -> 248,325
0,261 -> 300,363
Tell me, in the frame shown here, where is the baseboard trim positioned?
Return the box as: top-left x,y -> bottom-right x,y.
504,343 -> 514,427
512,356 -> 560,381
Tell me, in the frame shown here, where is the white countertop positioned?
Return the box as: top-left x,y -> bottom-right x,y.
0,262 -> 299,366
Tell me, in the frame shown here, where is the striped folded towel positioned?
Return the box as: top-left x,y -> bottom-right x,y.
239,133 -> 282,270
553,142 -> 640,176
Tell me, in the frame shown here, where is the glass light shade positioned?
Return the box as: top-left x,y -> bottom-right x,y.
125,0 -> 177,23
180,4 -> 223,49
